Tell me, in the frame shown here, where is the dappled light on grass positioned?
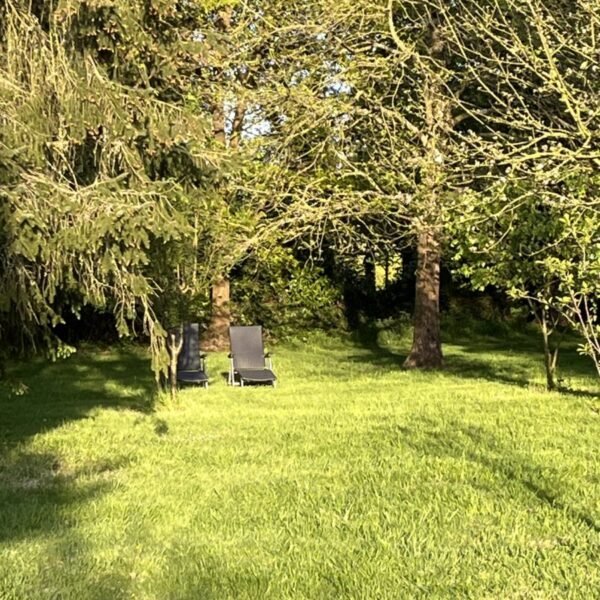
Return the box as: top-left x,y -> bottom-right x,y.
1,332 -> 599,598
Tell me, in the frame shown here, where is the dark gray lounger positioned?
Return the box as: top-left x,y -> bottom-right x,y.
177,323 -> 208,388
228,325 -> 276,387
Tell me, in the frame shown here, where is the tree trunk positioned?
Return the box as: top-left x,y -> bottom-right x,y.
404,229 -> 443,368
167,328 -> 183,401
364,254 -> 376,297
209,93 -> 231,347
204,277 -> 230,351
404,24 -> 448,370
205,5 -> 241,352
539,307 -> 559,391
542,338 -> 558,392
207,47 -> 230,351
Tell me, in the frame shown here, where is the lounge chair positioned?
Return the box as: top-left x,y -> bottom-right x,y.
176,323 -> 208,388
228,325 -> 277,387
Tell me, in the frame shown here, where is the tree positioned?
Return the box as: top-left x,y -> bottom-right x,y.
447,0 -> 600,386
189,0 -> 293,349
250,0 -> 600,379
0,0 -> 228,382
248,0 -> 483,367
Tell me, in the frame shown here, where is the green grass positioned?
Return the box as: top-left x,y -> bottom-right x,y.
1,325 -> 599,599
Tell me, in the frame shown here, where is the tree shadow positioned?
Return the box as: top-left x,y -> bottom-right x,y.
1,346 -> 156,451
0,450 -> 132,543
0,450 -> 135,598
148,552 -> 272,600
378,416 -> 600,534
0,347 -> 157,595
349,324 -> 407,368
347,322 -> 600,395
348,322 -> 532,386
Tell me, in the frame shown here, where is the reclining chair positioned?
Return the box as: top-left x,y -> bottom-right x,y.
176,323 -> 209,388
228,325 -> 277,387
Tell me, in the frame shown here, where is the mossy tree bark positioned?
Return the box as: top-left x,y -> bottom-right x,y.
405,228 -> 443,368
205,93 -> 232,350
404,24 -> 448,370
204,5 -> 248,351
205,277 -> 231,351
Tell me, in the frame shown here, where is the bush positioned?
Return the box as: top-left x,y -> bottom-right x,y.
232,247 -> 345,336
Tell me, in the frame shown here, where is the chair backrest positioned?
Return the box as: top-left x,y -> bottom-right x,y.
177,323 -> 201,371
229,326 -> 266,370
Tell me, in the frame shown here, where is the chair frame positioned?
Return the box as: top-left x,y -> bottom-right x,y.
228,352 -> 275,387
177,351 -> 209,389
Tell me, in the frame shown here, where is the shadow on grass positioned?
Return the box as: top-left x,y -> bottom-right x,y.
384,416 -> 600,534
150,555 -> 271,600
0,450 -> 130,543
350,325 -> 407,368
0,348 -> 154,586
1,346 -> 155,451
348,322 -> 533,387
0,452 -> 134,598
348,322 -> 599,395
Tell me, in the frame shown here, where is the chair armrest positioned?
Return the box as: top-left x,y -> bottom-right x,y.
265,352 -> 273,371
228,353 -> 234,359
199,352 -> 207,358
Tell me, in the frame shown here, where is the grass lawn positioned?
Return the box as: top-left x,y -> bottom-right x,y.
1,324 -> 599,599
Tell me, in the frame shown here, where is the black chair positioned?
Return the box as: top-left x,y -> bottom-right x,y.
176,323 -> 208,388
228,325 -> 277,387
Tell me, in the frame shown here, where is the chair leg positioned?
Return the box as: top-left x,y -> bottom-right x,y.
228,359 -> 235,386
